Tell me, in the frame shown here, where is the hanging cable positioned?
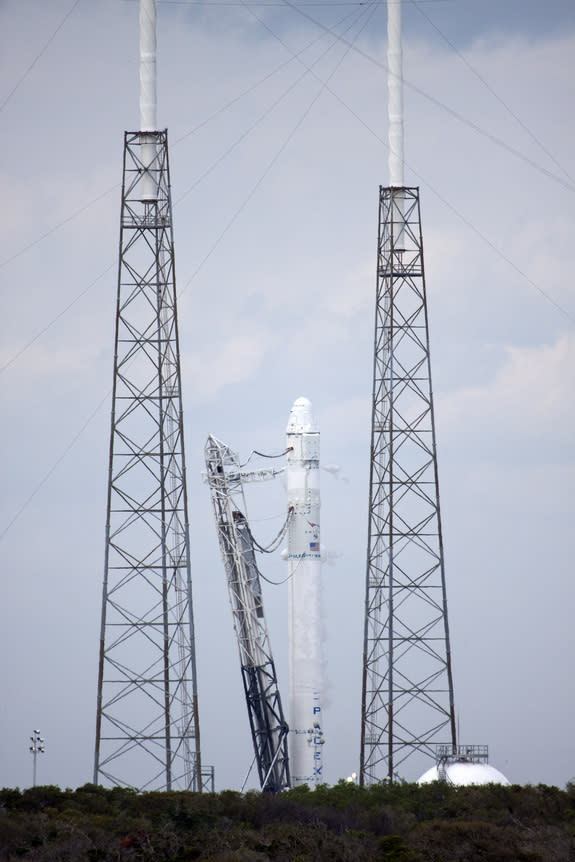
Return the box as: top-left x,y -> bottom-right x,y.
240,447 -> 293,467
178,0 -> 379,295
250,2 -> 575,324
240,753 -> 258,792
276,0 -> 575,193
0,5 -> 366,375
1,7 -> 372,534
0,263 -> 115,374
413,2 -> 575,186
249,507 -> 294,553
0,5 -> 360,276
0,388 -> 111,541
173,3 -> 361,147
4,0 -> 571,378
257,553 -> 306,586
0,0 -> 83,114
0,185 -> 118,271
173,0 -> 371,206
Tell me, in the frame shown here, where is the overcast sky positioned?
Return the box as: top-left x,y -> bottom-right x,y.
0,0 -> 573,792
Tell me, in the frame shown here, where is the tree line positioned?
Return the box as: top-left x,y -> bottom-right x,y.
0,779 -> 573,860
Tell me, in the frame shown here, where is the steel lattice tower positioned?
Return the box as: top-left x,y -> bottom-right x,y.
93,129 -> 202,791
359,186 -> 456,784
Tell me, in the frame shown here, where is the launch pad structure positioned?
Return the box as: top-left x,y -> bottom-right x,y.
91,0 -> 462,793
93,130 -> 202,792
359,0 -> 456,785
93,0 -> 203,792
359,186 -> 456,785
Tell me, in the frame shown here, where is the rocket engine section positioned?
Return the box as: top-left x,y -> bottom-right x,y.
286,397 -> 324,786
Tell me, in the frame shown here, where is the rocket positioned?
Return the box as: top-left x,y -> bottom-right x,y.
286,397 -> 324,786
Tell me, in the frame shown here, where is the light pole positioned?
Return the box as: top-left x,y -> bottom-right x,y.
29,730 -> 45,787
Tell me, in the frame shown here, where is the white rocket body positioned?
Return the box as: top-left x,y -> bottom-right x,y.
286,397 -> 324,786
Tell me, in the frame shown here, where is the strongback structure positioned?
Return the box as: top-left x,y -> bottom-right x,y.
204,436 -> 290,793
93,129 -> 202,792
359,0 -> 456,785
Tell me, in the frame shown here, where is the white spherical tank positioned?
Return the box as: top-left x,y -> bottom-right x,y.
418,763 -> 511,786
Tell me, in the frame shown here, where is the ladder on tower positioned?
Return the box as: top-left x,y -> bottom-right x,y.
204,435 -> 290,793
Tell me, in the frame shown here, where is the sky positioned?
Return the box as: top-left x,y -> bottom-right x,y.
0,0 -> 573,792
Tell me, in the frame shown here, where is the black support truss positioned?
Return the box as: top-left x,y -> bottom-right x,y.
94,131 -> 202,791
205,436 -> 290,794
360,186 -> 456,785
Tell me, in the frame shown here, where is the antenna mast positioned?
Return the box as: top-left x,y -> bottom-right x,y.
93,0 -> 203,791
359,0 -> 456,784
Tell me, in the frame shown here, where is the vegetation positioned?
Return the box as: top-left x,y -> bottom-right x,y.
0,780 -> 573,860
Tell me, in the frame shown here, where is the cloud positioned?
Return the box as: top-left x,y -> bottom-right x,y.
319,396 -> 370,444
324,258 -> 373,319
437,332 -> 575,447
183,323 -> 274,401
0,336 -> 109,395
1,0 -> 574,793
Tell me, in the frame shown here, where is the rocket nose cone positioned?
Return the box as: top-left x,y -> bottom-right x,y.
287,397 -> 317,433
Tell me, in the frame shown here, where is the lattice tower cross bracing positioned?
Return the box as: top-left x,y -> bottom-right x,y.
93,0 -> 202,792
93,130 -> 202,792
359,185 -> 457,784
359,0 -> 456,786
